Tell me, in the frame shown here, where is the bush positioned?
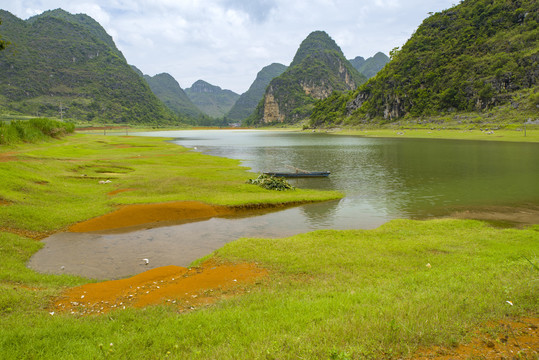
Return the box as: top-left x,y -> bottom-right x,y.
247,174 -> 295,191
0,118 -> 74,145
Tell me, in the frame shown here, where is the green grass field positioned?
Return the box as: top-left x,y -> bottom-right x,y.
0,133 -> 537,359
1,220 -> 537,359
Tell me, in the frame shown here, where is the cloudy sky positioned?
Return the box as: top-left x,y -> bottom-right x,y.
2,0 -> 456,94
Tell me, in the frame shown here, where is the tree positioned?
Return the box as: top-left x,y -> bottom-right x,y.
0,19 -> 9,51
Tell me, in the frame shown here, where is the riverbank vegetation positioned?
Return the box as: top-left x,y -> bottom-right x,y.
0,117 -> 74,145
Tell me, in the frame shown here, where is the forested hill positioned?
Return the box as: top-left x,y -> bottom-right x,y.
139,70 -> 204,119
349,52 -> 390,79
226,63 -> 287,122
247,31 -> 366,125
0,9 -> 178,125
310,0 -> 539,127
185,80 -> 240,118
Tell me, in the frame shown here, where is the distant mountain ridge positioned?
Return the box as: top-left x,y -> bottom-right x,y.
185,80 -> 239,118
131,67 -> 203,119
0,9 -> 177,124
247,31 -> 366,125
226,63 -> 287,121
349,52 -> 389,79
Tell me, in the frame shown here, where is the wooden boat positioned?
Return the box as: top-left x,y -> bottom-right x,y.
264,171 -> 330,178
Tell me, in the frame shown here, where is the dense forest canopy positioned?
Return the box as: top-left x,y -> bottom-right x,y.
310,0 -> 539,127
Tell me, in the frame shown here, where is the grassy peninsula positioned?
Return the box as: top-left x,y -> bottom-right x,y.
0,133 -> 341,234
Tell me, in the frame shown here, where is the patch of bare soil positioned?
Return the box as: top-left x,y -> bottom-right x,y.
447,205 -> 539,228
68,201 -> 237,232
0,151 -> 17,162
0,226 -> 55,240
412,318 -> 538,360
107,188 -> 136,196
52,259 -> 267,315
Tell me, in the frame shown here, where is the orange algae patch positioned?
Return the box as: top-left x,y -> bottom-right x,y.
107,188 -> 136,196
53,260 -> 268,315
69,201 -> 235,232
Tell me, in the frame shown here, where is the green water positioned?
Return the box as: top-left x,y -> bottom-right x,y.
158,130 -> 539,220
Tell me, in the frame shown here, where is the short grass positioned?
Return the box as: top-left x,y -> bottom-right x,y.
0,134 -> 342,233
335,127 -> 539,143
0,219 -> 537,359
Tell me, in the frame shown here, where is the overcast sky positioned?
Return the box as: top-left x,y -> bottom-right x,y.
2,0 -> 457,94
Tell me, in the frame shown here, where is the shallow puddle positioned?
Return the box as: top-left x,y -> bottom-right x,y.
29,200 -> 377,279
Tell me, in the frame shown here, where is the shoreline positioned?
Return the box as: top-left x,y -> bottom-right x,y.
68,199 -> 324,233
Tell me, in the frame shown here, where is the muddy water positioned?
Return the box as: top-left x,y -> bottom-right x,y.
29,130 -> 539,279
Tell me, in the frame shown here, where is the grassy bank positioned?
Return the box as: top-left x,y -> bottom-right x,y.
0,134 -> 341,234
332,127 -> 539,143
0,219 -> 537,359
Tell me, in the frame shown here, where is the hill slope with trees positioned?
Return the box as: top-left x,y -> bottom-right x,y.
140,71 -> 204,119
349,52 -> 390,79
185,80 -> 239,118
246,31 -> 366,125
310,0 -> 539,127
226,63 -> 287,122
0,9 -> 178,125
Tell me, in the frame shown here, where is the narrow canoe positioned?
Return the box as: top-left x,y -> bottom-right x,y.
264,171 -> 330,178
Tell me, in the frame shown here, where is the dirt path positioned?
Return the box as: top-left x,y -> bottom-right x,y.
53,259 -> 267,316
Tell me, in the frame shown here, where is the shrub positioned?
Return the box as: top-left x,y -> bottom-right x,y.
246,174 -> 295,191
0,118 -> 74,145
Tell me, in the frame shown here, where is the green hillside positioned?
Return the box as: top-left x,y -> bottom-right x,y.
0,9 -> 178,125
140,71 -> 203,119
311,0 -> 539,127
226,63 -> 287,122
246,31 -> 366,125
185,80 -> 239,118
349,52 -> 390,79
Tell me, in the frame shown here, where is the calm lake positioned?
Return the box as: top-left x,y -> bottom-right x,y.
29,130 -> 539,279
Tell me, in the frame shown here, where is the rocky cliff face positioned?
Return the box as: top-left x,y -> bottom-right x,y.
262,90 -> 284,123
226,63 -> 287,121
247,31 -> 366,125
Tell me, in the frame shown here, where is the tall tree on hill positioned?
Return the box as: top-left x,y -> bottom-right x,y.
0,19 -> 9,51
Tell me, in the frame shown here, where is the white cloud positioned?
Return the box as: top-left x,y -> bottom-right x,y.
0,0 -> 457,93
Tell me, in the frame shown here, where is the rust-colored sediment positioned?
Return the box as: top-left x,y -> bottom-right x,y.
53,260 -> 267,315
0,151 -> 16,162
412,317 -> 538,360
107,188 -> 136,196
69,201 -> 236,232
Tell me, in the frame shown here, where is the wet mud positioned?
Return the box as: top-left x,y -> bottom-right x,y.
53,259 -> 267,315
447,204 -> 539,228
69,201 -> 237,232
